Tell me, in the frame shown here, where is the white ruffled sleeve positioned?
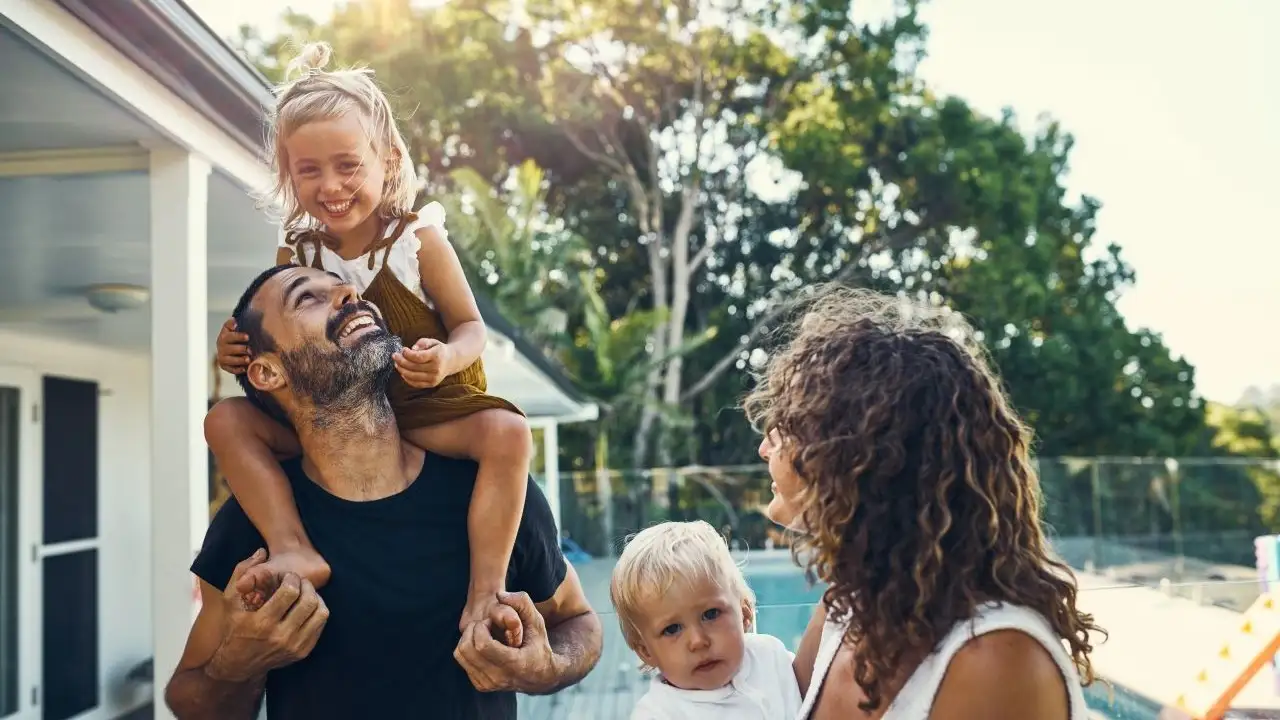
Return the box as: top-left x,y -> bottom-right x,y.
384,203 -> 448,302
276,221 -> 292,249
402,201 -> 449,252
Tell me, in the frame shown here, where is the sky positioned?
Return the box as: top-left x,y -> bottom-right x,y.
189,0 -> 1280,404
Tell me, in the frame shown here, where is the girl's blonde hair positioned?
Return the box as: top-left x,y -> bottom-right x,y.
265,41 -> 417,229
609,521 -> 756,657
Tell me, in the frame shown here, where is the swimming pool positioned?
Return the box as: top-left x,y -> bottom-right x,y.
740,553 -> 1157,720
741,552 -> 826,649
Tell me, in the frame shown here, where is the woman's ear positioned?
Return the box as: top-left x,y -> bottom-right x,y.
742,599 -> 755,633
245,355 -> 286,393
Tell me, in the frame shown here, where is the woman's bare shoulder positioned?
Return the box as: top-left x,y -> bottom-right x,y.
931,629 -> 1070,720
808,644 -> 879,720
793,603 -> 828,696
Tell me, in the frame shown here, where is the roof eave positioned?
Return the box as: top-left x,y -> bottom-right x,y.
54,0 -> 272,159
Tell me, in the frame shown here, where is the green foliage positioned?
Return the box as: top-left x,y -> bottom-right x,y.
232,0 -> 1240,484
437,160 -> 588,342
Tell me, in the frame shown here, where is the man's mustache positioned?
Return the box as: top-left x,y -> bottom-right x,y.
325,300 -> 386,344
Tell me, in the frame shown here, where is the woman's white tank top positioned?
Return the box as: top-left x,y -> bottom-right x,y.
797,602 -> 1091,719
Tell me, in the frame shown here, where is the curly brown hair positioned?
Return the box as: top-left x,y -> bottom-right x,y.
743,286 -> 1103,710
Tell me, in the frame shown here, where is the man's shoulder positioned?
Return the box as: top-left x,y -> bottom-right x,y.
416,450 -> 558,538
191,495 -> 266,592
422,450 -> 479,478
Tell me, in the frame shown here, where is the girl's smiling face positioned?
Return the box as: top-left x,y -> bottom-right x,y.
283,112 -> 388,238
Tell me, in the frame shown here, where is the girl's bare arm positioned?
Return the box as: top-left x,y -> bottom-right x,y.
415,226 -> 486,374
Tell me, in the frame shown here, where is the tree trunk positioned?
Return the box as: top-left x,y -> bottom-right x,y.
631,237 -> 667,468
658,180 -> 700,464
630,130 -> 669,470
594,428 -> 615,556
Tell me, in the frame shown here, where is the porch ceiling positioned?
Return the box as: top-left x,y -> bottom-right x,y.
0,24 -> 272,350
0,21 -> 162,152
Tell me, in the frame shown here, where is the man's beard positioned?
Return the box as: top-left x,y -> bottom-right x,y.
280,303 -> 401,429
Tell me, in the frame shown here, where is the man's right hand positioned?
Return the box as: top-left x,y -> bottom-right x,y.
204,551 -> 330,682
216,318 -> 251,375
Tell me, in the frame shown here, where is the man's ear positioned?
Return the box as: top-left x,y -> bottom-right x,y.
245,355 -> 286,393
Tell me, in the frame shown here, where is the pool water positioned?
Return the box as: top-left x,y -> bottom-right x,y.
742,554 -> 826,649
741,554 -> 1156,720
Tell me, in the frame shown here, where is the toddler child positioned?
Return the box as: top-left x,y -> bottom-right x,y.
610,521 -> 802,719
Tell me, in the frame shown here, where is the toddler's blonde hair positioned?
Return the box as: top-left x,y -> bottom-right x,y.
610,520 -> 756,655
265,41 -> 417,229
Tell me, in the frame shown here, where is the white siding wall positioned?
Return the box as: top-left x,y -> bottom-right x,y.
0,328 -> 154,718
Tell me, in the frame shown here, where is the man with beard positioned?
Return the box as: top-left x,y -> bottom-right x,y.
163,265 -> 602,719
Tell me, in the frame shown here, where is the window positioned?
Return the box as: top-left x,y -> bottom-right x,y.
0,387 -> 19,716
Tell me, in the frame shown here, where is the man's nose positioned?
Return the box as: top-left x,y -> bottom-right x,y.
332,283 -> 359,308
758,437 -> 770,461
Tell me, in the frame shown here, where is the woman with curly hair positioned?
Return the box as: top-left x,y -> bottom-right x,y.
744,287 -> 1102,719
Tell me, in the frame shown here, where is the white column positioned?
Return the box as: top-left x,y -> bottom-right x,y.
542,421 -> 561,533
149,146 -> 210,719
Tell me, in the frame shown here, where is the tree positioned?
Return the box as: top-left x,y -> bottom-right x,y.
437,160 -> 590,345
683,86 -> 1207,461
508,0 -> 830,467
1238,384 -> 1280,433
230,0 -> 1220,474
1205,403 -> 1280,535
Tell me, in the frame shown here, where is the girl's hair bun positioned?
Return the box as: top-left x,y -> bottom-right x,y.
286,41 -> 333,78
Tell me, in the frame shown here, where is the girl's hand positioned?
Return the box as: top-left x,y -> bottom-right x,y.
216,317 -> 251,375
394,338 -> 455,388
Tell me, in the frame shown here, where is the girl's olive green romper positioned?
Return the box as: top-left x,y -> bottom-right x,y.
285,213 -> 523,430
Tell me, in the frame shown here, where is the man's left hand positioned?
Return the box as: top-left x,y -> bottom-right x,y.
454,591 -> 561,693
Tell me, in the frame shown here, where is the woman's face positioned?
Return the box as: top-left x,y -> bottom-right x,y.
759,429 -> 806,529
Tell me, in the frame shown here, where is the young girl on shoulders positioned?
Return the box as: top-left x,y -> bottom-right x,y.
211,42 -> 531,642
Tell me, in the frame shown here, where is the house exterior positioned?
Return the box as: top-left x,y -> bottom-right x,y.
0,2 -> 597,719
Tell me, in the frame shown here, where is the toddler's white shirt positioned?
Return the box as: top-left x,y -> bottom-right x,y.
630,632 -> 802,720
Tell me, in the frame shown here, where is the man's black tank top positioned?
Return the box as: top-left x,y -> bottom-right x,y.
191,451 -> 566,719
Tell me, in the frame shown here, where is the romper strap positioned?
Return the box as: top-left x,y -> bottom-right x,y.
362,212 -> 419,271
282,227 -> 340,270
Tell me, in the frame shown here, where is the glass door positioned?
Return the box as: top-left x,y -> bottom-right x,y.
0,366 -> 39,720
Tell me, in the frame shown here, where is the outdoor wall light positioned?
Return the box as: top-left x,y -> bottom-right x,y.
85,283 -> 150,313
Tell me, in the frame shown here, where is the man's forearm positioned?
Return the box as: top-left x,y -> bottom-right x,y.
165,665 -> 265,720
529,611 -> 603,695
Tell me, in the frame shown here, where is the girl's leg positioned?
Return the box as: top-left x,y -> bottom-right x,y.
205,397 -> 329,607
402,408 -> 533,645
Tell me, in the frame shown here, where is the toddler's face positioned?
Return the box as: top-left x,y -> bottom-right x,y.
632,577 -> 750,691
284,112 -> 388,237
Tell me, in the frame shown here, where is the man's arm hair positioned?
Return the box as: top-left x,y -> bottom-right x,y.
529,564 -> 603,695
164,581 -> 265,720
